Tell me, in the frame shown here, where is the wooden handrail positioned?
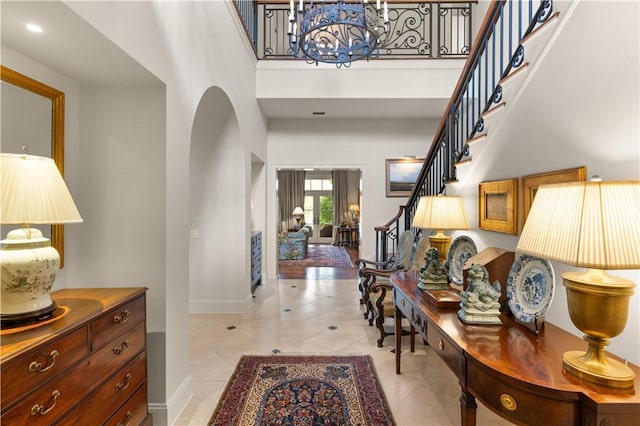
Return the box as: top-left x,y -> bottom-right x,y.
374,205 -> 406,232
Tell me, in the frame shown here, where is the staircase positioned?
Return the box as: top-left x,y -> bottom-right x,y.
376,0 -> 572,262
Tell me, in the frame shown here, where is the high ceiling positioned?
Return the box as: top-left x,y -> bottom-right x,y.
1,1 -> 450,119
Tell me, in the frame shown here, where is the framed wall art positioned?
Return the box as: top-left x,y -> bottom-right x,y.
479,178 -> 519,235
521,166 -> 587,226
385,158 -> 424,197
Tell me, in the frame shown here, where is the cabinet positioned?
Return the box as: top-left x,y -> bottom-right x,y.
251,231 -> 262,292
1,287 -> 151,426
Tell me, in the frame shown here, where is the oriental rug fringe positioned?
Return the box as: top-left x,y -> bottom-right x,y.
208,354 -> 395,426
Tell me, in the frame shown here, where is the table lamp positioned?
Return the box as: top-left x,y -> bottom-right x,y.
517,179 -> 639,388
348,203 -> 360,224
292,206 -> 304,230
411,194 -> 469,261
0,153 -> 83,326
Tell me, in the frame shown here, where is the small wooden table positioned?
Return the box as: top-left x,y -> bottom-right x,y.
335,226 -> 359,247
392,271 -> 640,426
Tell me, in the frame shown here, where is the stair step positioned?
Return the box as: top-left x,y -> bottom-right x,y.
519,12 -> 561,66
467,134 -> 487,145
498,63 -> 530,103
500,62 -> 530,87
474,102 -> 506,135
454,157 -> 472,167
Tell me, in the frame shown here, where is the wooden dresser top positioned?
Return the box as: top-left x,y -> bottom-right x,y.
1,287 -> 147,362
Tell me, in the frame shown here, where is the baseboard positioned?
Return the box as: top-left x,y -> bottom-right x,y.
189,293 -> 253,313
147,373 -> 193,426
148,402 -> 168,426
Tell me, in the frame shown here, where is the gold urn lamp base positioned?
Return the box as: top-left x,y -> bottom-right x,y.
428,230 -> 451,262
562,269 -> 635,389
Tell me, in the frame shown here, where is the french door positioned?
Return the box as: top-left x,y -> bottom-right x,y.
304,191 -> 333,244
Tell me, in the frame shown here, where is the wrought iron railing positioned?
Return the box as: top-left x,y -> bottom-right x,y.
233,1 -> 473,60
234,0 -> 259,51
375,0 -> 555,262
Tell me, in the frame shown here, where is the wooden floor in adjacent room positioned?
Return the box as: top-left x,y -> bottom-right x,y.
277,244 -> 360,280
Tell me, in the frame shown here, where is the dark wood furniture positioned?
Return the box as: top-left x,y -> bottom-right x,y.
1,287 -> 151,426
392,271 -> 640,426
336,226 -> 359,247
251,231 -> 262,292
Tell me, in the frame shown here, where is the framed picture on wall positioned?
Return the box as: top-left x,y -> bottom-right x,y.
479,178 -> 519,235
385,158 -> 424,197
521,166 -> 587,227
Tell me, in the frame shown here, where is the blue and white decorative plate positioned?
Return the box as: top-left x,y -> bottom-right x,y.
507,254 -> 555,323
446,236 -> 477,285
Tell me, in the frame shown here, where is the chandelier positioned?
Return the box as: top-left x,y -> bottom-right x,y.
287,0 -> 390,68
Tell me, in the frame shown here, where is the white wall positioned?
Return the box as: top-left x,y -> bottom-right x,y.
447,0 -> 640,364
53,1 -> 268,424
267,117 -> 439,278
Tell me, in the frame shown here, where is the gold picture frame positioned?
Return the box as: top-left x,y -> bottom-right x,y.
479,178 -> 519,235
521,166 -> 587,226
385,158 -> 424,197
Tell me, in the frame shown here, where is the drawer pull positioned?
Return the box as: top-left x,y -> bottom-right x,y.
30,390 -> 60,416
116,411 -> 133,426
113,340 -> 130,355
116,373 -> 133,391
438,338 -> 445,350
29,350 -> 59,373
500,393 -> 517,411
401,299 -> 405,307
113,309 -> 130,324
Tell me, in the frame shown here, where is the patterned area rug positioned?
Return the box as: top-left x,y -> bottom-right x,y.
208,355 -> 395,426
278,245 -> 354,268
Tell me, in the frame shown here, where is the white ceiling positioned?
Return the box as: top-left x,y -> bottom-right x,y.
1,1 -> 160,85
1,1 -> 449,119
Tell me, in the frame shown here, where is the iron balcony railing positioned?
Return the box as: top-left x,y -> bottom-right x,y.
376,0 -> 555,262
234,1 -> 474,60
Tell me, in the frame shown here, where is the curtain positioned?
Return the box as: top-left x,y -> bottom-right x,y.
277,170 -> 305,231
332,170 -> 349,244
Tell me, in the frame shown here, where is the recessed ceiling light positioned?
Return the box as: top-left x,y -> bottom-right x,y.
26,23 -> 43,33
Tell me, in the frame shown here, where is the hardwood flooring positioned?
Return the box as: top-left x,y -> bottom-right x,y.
277,244 -> 360,279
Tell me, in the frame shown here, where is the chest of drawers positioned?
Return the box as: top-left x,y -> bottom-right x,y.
1,287 -> 151,425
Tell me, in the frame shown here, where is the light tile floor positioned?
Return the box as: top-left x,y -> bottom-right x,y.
175,279 -> 514,425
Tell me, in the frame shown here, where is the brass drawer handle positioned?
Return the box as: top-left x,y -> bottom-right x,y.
113,310 -> 130,324
116,373 -> 133,391
30,390 -> 60,416
113,340 -> 130,355
116,411 -> 133,426
438,338 -> 445,350
29,350 -> 59,373
500,393 -> 517,411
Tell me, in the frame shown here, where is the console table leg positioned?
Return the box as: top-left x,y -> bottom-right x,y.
410,324 -> 416,352
395,306 -> 402,374
459,389 -> 477,426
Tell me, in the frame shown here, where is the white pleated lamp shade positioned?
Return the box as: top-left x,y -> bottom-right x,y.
292,207 -> 304,216
0,153 -> 82,225
411,195 -> 469,231
517,180 -> 640,270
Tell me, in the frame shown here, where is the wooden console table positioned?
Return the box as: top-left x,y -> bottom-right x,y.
392,271 -> 640,426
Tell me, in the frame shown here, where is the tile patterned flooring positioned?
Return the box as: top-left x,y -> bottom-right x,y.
176,279 -> 514,425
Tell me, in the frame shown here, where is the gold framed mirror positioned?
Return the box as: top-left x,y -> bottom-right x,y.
1,65 -> 67,267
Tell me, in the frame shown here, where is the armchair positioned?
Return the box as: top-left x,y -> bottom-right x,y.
277,226 -> 311,260
364,235 -> 431,347
356,231 -> 415,310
